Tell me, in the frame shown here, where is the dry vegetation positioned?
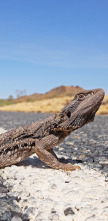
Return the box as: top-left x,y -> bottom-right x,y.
97,94 -> 108,115
0,96 -> 73,113
0,95 -> 108,115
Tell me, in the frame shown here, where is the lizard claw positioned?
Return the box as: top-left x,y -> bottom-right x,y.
63,163 -> 81,171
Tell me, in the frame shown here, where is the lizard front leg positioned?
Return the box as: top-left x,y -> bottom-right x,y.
35,135 -> 81,171
48,149 -> 69,163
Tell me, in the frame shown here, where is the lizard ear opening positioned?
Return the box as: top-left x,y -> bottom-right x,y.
66,110 -> 71,118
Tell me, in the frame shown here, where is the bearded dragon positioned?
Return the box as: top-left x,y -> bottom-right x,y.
0,88 -> 104,171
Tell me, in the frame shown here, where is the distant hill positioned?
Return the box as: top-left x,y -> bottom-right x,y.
15,85 -> 85,103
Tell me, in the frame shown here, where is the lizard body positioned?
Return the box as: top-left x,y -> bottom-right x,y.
0,88 -> 104,170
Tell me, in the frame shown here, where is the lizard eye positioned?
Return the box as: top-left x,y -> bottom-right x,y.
77,94 -> 85,101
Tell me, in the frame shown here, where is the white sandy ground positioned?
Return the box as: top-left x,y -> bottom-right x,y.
0,128 -> 108,221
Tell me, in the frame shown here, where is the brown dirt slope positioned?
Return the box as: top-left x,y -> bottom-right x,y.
15,85 -> 84,103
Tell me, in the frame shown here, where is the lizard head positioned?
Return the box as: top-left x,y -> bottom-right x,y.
58,88 -> 105,132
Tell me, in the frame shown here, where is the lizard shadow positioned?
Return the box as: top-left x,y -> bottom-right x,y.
17,155 -> 49,169
17,155 -> 81,169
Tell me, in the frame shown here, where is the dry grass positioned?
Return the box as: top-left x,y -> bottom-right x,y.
104,94 -> 108,100
0,96 -> 73,113
0,95 -> 108,115
97,104 -> 108,115
97,94 -> 108,115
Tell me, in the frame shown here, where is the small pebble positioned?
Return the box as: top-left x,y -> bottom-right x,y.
64,207 -> 75,216
11,216 -> 22,221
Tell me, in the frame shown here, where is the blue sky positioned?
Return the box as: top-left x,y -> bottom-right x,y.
0,0 -> 108,98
